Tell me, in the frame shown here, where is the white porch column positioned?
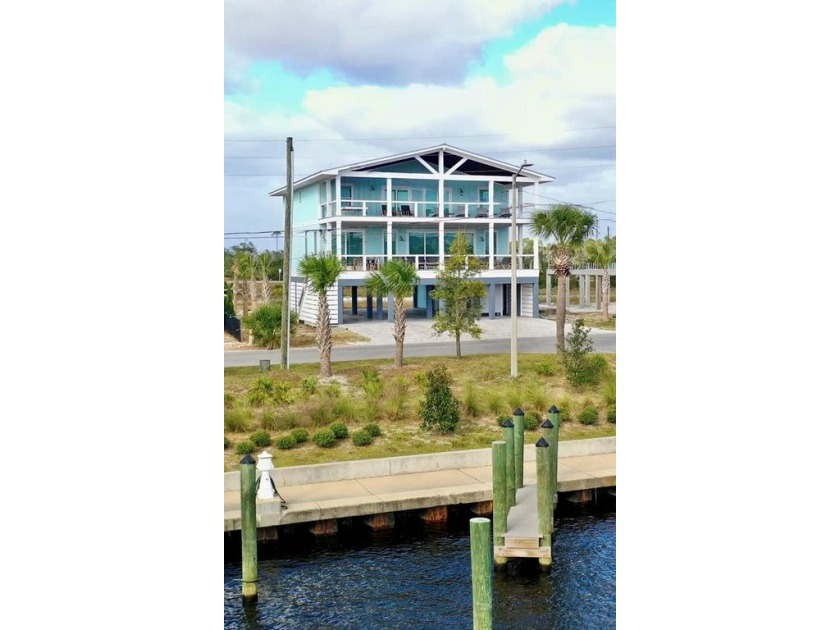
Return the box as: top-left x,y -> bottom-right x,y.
488,222 -> 495,269
336,221 -> 342,265
438,149 -> 444,218
336,174 -> 342,217
534,234 -> 539,272
488,180 -> 495,269
325,177 -> 332,219
439,222 -> 445,269
386,177 -> 392,217
386,221 -> 393,260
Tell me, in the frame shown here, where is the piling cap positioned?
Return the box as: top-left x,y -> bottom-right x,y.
240,454 -> 256,465
548,405 -> 560,414
501,419 -> 514,428
535,437 -> 550,447
513,407 -> 524,416
541,419 -> 554,428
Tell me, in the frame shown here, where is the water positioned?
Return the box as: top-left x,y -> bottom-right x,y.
224,500 -> 615,629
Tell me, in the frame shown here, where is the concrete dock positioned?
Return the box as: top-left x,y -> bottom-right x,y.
224,437 -> 615,532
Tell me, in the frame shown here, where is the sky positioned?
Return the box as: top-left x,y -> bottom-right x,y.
224,0 -> 616,251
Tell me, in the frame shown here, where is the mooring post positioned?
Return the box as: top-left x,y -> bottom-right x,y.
548,405 -> 560,512
513,407 -> 525,489
536,437 -> 553,569
240,454 -> 258,600
470,517 -> 493,630
491,441 -> 508,567
501,419 -> 515,507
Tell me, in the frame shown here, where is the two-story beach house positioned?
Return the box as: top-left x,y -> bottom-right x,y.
269,144 -> 553,325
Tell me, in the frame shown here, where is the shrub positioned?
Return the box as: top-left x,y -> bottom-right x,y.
557,397 -> 573,423
242,304 -> 298,349
505,386 -> 525,411
606,404 -> 616,424
236,440 -> 255,455
246,389 -> 270,407
487,392 -> 505,415
272,381 -> 295,405
462,382 -> 483,418
224,436 -> 230,449
352,429 -> 373,446
313,429 -> 337,448
361,400 -> 381,422
276,410 -> 299,430
497,415 -> 512,427
333,396 -> 359,423
360,368 -> 383,398
525,380 -> 549,411
602,369 -> 616,406
224,407 -> 252,433
383,377 -> 411,421
301,376 -> 318,396
524,411 -> 541,431
290,428 -> 309,443
579,407 -> 599,425
259,409 -> 279,431
363,423 -> 381,437
563,319 -> 596,387
329,421 -> 349,439
414,371 -> 429,390
534,360 -> 556,376
250,430 -> 271,447
224,281 -> 235,317
324,382 -> 342,398
309,402 -> 333,427
276,435 -> 296,450
224,393 -> 236,409
419,365 -> 460,433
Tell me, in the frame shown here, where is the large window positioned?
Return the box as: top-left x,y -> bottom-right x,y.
408,232 -> 474,255
408,232 -> 439,255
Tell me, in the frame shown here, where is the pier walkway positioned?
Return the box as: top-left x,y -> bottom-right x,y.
224,437 -> 615,532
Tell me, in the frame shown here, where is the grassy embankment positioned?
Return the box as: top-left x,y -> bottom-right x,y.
224,353 -> 616,472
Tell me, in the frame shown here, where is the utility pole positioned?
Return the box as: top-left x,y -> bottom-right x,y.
280,137 -> 293,370
510,159 -> 533,378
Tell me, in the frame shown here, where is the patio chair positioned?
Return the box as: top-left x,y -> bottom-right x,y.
400,205 -> 411,216
381,204 -> 388,216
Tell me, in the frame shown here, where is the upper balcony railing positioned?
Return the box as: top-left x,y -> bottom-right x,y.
570,262 -> 617,271
321,199 -> 517,220
337,253 -> 537,272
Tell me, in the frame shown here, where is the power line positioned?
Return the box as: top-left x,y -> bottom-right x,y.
224,126 -> 616,142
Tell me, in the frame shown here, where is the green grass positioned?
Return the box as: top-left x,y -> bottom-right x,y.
224,353 -> 616,471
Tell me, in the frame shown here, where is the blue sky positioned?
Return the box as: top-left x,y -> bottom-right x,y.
224,0 -> 616,250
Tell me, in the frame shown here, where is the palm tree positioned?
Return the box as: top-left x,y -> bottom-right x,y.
298,253 -> 342,378
366,259 -> 420,368
231,251 -> 254,320
585,237 -> 616,321
531,204 -> 598,353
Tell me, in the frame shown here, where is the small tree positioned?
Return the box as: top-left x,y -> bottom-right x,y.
243,304 -> 298,349
585,236 -> 616,321
298,252 -> 342,378
563,319 -> 597,387
419,365 -> 460,433
430,233 -> 487,358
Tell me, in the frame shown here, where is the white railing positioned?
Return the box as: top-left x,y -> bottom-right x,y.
337,253 -> 537,272
320,200 -> 511,219
570,262 -> 617,271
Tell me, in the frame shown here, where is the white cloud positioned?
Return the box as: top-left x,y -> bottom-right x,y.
224,21 -> 616,240
224,0 -> 566,85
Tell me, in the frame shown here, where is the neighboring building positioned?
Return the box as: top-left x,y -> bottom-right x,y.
269,144 -> 553,325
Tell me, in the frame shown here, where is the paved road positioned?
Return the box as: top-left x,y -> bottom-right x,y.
224,333 -> 616,367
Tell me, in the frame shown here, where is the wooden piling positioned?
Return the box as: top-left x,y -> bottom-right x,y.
536,437 -> 553,568
240,454 -> 258,600
513,407 -> 525,489
491,441 -> 508,550
501,419 -> 515,508
548,405 -> 560,514
470,517 -> 493,630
